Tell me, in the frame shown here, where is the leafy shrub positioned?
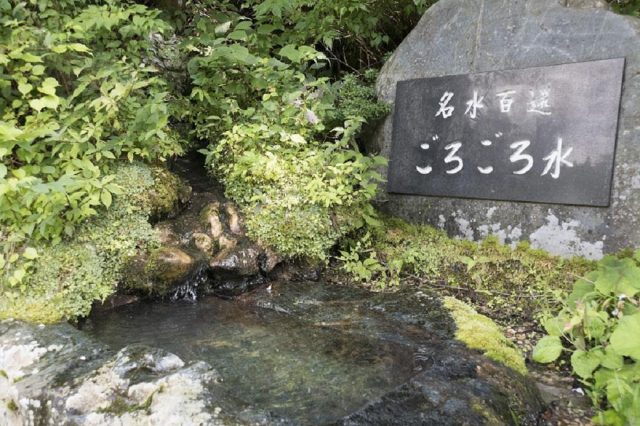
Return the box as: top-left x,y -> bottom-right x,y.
1,0 -> 184,294
0,163 -> 185,322
533,254 -> 640,425
182,2 -> 394,259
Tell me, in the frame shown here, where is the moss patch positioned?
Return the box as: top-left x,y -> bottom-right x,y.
339,216 -> 593,324
0,163 -> 187,323
444,296 -> 528,375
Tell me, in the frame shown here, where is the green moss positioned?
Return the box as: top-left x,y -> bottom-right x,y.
471,399 -> 505,426
100,389 -> 157,416
146,167 -> 192,220
444,296 -> 528,375
0,163 -> 187,323
6,399 -> 18,412
342,216 -> 593,323
246,202 -> 341,260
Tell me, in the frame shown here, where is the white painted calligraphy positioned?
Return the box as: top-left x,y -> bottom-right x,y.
541,137 -> 573,179
464,90 -> 485,119
416,141 -> 433,175
509,140 -> 534,175
477,140 -> 493,174
444,142 -> 464,174
495,90 -> 516,113
435,92 -> 455,119
527,87 -> 552,116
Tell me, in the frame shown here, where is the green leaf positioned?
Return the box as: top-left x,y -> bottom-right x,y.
571,349 -> 602,379
0,121 -> 22,140
568,276 -> 595,307
0,164 -> 6,179
12,268 -> 26,283
533,336 -> 563,363
610,313 -> 640,360
100,190 -> 112,208
31,65 -> 45,75
290,134 -> 305,144
38,77 -> 60,96
68,43 -> 90,52
278,44 -> 301,62
22,247 -> 38,260
542,315 -> 568,337
29,95 -> 59,112
18,82 -> 33,95
215,21 -> 232,35
227,30 -> 247,41
601,347 -> 624,370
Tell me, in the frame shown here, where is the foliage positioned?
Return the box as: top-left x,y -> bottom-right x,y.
444,296 -> 527,375
0,163 -> 185,323
533,254 -> 640,425
338,217 -> 592,323
1,0 -> 429,315
180,0 -> 399,258
0,0 -> 183,288
609,0 -> 640,16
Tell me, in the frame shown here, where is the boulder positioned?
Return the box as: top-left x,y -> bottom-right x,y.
0,321 -> 225,426
373,0 -> 640,259
123,247 -> 202,297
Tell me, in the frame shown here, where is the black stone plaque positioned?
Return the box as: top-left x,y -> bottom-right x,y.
387,58 -> 625,207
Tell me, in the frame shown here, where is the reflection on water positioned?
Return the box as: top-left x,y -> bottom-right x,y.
86,295 -> 415,424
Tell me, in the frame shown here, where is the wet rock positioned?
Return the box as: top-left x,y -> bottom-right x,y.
123,247 -> 203,297
210,245 -> 267,296
92,294 -> 140,314
0,321 -> 225,426
210,245 -> 262,277
212,276 -> 268,298
225,202 -> 243,235
151,247 -> 195,284
218,234 -> 237,251
192,232 -> 214,253
261,248 -> 282,274
154,221 -> 179,246
147,167 -> 192,221
201,202 -> 225,240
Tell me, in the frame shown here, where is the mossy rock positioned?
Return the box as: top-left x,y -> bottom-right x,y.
146,166 -> 192,220
444,296 -> 528,375
0,163 -> 190,323
123,247 -> 199,296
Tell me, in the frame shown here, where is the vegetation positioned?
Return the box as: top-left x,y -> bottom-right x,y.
0,163 -> 184,322
444,296 -> 527,375
180,1 -> 416,259
1,0 -> 429,320
1,0 -> 184,317
338,217 -> 592,323
533,254 -> 640,425
609,0 -> 640,16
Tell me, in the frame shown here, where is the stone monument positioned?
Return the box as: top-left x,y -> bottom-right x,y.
373,0 -> 640,259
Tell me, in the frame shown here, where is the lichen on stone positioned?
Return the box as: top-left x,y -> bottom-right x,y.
443,296 -> 528,375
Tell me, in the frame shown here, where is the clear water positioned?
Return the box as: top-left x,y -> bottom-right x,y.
85,295 -> 416,424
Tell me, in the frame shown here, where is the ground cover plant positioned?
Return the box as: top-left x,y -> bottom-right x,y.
533,254 -> 640,424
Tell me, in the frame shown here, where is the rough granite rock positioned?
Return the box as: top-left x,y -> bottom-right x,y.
0,320 -> 224,426
373,0 -> 640,259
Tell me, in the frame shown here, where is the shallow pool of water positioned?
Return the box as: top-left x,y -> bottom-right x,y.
85,295 -> 416,424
